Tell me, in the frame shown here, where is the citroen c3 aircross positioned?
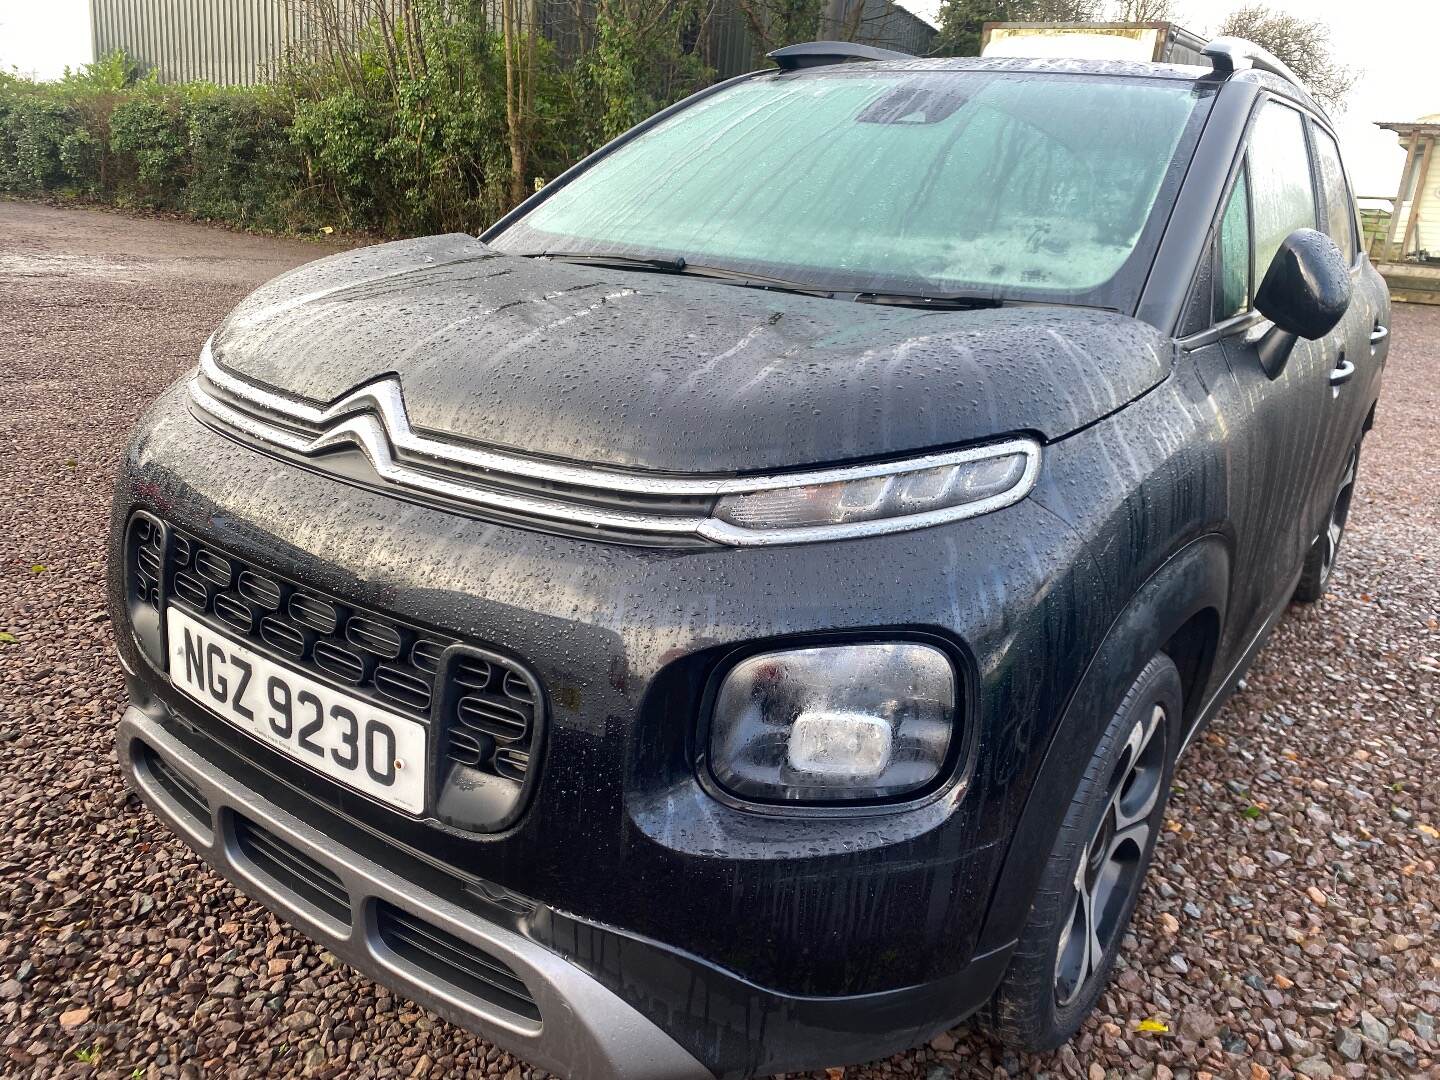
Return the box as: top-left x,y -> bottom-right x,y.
110,37 -> 1389,1079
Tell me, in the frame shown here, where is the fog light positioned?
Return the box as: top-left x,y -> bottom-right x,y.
708,642 -> 956,804
786,711 -> 894,777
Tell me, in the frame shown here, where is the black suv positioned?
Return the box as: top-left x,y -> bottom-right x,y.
110,38 -> 1390,1079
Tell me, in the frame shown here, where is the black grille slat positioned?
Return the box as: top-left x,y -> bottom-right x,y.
149,527 -> 545,812
235,818 -> 349,922
194,549 -> 233,588
347,616 -> 403,659
376,902 -> 539,1020
453,657 -> 492,690
137,544 -> 162,581
288,592 -> 339,634
382,916 -> 532,998
241,829 -> 346,904
213,593 -> 254,632
172,572 -> 210,610
493,748 -> 529,783
146,749 -> 210,829
501,671 -> 535,704
457,696 -> 529,742
313,641 -> 367,684
259,615 -> 308,658
373,665 -> 431,712
447,730 -> 488,767
411,639 -> 445,674
237,570 -> 281,610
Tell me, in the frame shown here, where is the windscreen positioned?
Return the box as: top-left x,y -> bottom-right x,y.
491,69 -> 1210,306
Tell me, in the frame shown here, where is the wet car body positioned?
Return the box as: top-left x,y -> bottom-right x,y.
111,50 -> 1389,1078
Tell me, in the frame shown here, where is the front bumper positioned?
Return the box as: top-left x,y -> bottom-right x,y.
110,384 -> 1096,1074
119,705 -> 711,1080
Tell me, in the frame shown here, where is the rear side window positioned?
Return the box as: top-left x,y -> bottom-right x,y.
1216,165 -> 1251,320
1247,102 -> 1318,284
1311,125 -> 1358,265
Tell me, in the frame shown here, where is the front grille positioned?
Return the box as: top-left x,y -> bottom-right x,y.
129,515 -> 163,612
376,900 -> 539,1021
143,523 -> 544,826
235,816 -> 350,923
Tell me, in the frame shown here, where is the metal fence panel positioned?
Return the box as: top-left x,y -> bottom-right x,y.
89,0 -> 935,86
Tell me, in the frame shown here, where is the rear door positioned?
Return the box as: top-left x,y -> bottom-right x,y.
1309,119 -> 1388,455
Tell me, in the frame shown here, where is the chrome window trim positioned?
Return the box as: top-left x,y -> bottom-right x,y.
193,340 -> 1041,545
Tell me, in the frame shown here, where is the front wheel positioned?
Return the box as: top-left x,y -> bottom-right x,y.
1294,445 -> 1360,603
983,653 -> 1182,1052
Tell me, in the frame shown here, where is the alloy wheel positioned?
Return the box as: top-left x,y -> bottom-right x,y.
1054,702 -> 1169,1006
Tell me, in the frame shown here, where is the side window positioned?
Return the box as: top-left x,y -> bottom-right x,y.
1311,125 -> 1358,265
1247,102 -> 1318,284
1215,165 -> 1252,321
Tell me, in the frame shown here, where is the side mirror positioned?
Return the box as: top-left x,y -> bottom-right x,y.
1254,228 -> 1351,378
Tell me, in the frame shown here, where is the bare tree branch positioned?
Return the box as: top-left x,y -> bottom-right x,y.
1218,4 -> 1358,110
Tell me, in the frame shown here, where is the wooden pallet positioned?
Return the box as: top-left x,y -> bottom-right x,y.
1375,261 -> 1440,306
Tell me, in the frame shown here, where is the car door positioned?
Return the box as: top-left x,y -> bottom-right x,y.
1309,118 -> 1388,458
1214,98 -> 1349,635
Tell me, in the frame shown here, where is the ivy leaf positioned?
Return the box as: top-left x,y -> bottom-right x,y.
0,632 -> 16,645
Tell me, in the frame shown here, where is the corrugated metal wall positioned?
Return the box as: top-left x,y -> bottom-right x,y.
704,1 -> 758,80
90,0 -> 935,86
91,0 -> 306,85
821,0 -> 936,57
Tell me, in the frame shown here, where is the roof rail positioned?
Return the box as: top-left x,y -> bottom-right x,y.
767,41 -> 914,71
1203,36 -> 1305,91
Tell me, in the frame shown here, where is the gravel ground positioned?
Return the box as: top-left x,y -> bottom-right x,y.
0,198 -> 1436,1080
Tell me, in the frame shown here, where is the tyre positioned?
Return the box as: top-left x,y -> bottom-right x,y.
984,653 -> 1183,1052
1294,445 -> 1359,603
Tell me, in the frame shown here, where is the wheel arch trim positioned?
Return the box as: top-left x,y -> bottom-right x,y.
974,533 -> 1231,956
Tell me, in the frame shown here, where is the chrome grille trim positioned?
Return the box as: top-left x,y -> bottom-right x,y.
192,340 -> 1041,545
192,379 -> 705,537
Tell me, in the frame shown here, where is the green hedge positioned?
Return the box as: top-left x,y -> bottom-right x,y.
0,9 -> 711,238
0,70 -> 322,230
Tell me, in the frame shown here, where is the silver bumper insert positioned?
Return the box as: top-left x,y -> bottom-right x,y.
118,706 -> 711,1080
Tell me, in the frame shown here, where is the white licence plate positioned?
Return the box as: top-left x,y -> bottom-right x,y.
166,605 -> 427,814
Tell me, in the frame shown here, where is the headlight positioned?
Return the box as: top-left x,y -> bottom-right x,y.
701,438 -> 1040,544
707,642 -> 958,804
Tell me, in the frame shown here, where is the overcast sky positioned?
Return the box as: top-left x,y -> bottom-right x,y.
2,0 -> 1437,192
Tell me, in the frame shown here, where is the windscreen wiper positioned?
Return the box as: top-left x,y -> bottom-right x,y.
855,291 -> 1006,310
524,251 -> 687,273
675,262 -> 835,297
521,251 -> 835,298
